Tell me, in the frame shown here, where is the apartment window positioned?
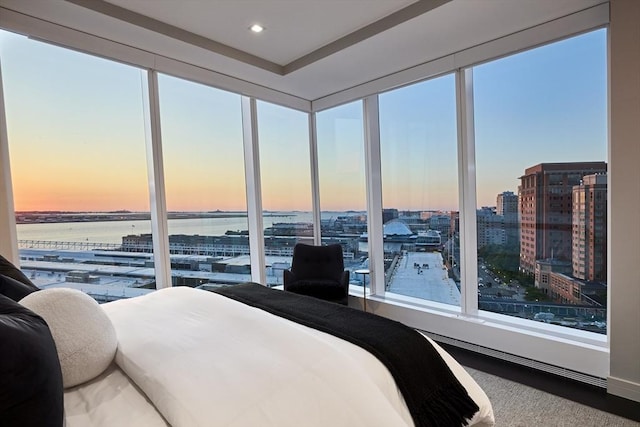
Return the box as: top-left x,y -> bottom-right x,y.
378,75 -> 460,305
1,30 -> 153,301
257,101 -> 312,286
315,101 -> 367,288
157,74 -> 248,289
473,29 -> 607,333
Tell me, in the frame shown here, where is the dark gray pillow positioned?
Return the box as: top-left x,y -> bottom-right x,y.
0,294 -> 64,427
0,274 -> 38,302
0,254 -> 38,291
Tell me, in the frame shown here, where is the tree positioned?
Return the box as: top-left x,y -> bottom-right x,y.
524,287 -> 549,302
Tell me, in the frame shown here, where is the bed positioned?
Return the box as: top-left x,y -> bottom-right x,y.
64,284 -> 494,427
1,259 -> 494,427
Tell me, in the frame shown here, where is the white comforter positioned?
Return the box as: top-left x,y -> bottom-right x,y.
97,286 -> 493,427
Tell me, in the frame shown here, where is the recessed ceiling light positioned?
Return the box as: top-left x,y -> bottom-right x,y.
249,24 -> 264,33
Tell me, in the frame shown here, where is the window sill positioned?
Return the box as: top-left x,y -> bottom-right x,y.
348,288 -> 609,378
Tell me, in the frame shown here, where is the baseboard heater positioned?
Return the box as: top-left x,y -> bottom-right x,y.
422,330 -> 607,389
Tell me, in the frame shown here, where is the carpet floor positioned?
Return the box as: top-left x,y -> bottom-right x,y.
465,366 -> 640,426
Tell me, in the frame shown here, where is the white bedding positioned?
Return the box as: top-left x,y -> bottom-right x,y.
70,286 -> 493,427
64,364 -> 169,427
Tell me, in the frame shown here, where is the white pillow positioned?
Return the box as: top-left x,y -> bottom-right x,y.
20,288 -> 117,388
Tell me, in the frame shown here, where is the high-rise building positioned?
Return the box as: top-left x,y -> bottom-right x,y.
518,162 -> 607,274
572,174 -> 607,281
496,191 -> 519,247
476,207 -> 505,249
496,191 -> 518,216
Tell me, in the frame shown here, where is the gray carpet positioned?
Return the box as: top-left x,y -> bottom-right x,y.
465,367 -> 640,426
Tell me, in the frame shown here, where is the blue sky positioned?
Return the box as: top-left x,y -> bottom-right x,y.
0,28 -> 607,212
473,29 -> 607,206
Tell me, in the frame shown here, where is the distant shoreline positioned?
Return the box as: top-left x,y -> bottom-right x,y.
14,211 -> 297,225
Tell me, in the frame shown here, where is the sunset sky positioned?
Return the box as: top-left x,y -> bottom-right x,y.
0,28 -> 606,213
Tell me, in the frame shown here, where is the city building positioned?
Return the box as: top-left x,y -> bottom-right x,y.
450,211 -> 460,237
548,272 -> 585,305
518,162 -> 607,274
496,191 -> 517,217
496,191 -> 519,247
382,208 -> 399,224
573,174 -> 608,282
535,258 -> 573,295
1,0 -> 639,410
428,214 -> 452,238
531,173 -> 608,306
547,272 -> 607,307
476,207 -> 506,249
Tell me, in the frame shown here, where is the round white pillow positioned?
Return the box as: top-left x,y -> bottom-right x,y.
20,288 -> 117,388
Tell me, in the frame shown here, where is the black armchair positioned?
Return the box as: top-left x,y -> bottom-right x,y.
283,243 -> 350,305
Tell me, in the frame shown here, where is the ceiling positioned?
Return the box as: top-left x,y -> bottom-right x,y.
0,0 -> 606,101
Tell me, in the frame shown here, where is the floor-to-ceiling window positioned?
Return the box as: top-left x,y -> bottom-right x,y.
472,29 -> 608,333
257,101 -> 312,286
378,74 -> 459,305
315,101 -> 367,288
157,74 -> 248,290
1,30 -> 153,301
0,8 -> 615,381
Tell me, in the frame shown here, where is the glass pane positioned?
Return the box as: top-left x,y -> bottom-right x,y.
379,75 -> 460,305
257,101 -> 312,286
1,30 -> 153,301
473,29 -> 608,333
158,74 -> 248,290
316,102 -> 368,290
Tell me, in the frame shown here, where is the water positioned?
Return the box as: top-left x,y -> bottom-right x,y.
16,211 -> 362,244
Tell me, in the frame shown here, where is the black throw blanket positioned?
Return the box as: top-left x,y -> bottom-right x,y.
214,283 -> 479,427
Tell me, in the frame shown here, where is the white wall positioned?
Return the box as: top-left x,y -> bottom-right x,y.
607,0 -> 640,402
